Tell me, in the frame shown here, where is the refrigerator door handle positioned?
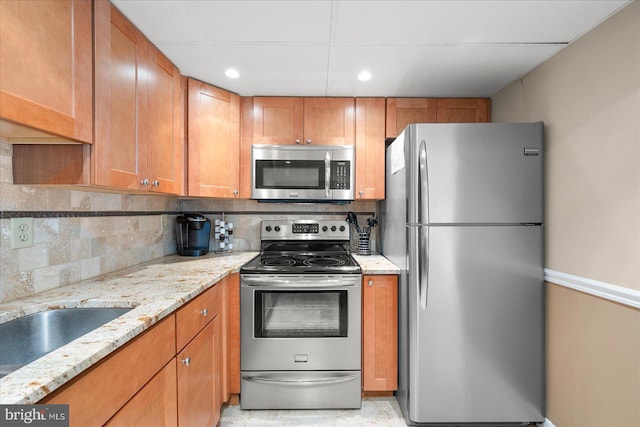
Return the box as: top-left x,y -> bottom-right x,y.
418,226 -> 429,309
418,139 -> 429,309
418,139 -> 429,224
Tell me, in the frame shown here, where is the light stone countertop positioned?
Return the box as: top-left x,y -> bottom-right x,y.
353,254 -> 401,274
0,251 -> 399,405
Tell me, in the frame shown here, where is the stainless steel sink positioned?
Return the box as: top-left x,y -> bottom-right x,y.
0,307 -> 132,378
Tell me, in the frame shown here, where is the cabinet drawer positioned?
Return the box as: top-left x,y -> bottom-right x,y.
176,284 -> 221,351
41,315 -> 176,427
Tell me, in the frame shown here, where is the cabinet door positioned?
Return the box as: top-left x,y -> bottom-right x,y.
188,79 -> 240,198
94,0 -> 148,190
105,359 -> 178,427
41,316 -> 176,427
355,98 -> 386,200
146,47 -> 184,195
303,98 -> 355,145
0,0 -> 92,143
362,275 -> 398,392
385,98 -> 437,139
436,98 -> 491,123
177,320 -> 218,427
252,97 -> 304,145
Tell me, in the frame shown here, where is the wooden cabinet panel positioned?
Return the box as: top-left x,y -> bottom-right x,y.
42,315 -> 176,427
362,275 -> 398,392
177,320 -> 218,427
176,281 -> 219,352
188,78 -> 240,198
252,97 -> 304,145
94,0 -> 148,191
303,98 -> 355,145
355,98 -> 386,200
105,359 -> 178,427
0,0 -> 93,143
93,0 -> 183,194
147,48 -> 184,194
436,98 -> 491,123
386,98 -> 437,138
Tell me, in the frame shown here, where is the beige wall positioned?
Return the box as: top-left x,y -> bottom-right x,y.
493,1 -> 640,291
492,2 -> 640,426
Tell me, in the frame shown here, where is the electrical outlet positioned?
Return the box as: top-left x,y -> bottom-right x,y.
11,217 -> 34,249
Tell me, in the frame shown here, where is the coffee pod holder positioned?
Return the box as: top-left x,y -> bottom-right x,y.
213,215 -> 234,253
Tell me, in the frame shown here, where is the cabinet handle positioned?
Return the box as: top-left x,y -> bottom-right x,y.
295,139 -> 301,144
359,190 -> 364,197
140,178 -> 149,186
368,280 -> 374,287
181,357 -> 191,366
233,189 -> 239,197
201,308 -> 208,317
306,139 -> 312,145
152,180 -> 160,187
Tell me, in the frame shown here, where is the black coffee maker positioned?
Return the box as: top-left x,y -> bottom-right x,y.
175,213 -> 211,256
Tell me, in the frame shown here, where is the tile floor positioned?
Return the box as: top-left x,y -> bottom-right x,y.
220,397 -> 407,426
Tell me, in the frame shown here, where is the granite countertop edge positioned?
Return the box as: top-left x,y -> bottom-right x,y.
0,252 -> 399,404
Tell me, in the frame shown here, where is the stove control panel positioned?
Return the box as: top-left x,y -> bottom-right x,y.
292,223 -> 319,234
261,220 -> 351,240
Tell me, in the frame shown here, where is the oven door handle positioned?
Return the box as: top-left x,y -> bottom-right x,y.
242,276 -> 359,287
242,374 -> 359,387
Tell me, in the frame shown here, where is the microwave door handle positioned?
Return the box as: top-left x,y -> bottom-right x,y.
325,151 -> 331,199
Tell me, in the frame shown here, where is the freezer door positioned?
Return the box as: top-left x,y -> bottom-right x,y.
408,123 -> 544,224
408,225 -> 544,424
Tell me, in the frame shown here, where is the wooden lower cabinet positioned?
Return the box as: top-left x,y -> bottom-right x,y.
41,316 -> 176,427
105,359 -> 178,427
177,320 -> 218,427
362,275 -> 398,392
39,274 -> 237,426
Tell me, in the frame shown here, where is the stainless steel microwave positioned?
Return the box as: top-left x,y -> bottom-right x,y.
251,144 -> 355,202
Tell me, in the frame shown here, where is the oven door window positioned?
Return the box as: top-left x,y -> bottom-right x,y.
255,160 -> 325,189
254,290 -> 347,338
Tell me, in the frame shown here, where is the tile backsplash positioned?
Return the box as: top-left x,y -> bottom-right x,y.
0,142 -> 379,303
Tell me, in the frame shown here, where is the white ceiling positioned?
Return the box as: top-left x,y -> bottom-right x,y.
111,0 -> 631,98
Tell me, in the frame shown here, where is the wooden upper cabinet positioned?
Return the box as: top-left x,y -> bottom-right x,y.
93,0 -> 183,194
355,98 -> 385,200
303,98 -> 355,145
188,79 -> 240,198
146,47 -> 184,194
94,0 -> 148,191
252,97 -> 304,145
249,97 -> 355,146
0,0 -> 93,143
386,98 -> 437,138
436,98 -> 491,123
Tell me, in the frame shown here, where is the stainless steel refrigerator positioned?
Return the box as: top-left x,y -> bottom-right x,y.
381,123 -> 545,425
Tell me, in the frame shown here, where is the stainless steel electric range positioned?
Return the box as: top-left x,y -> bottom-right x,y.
240,220 -> 362,410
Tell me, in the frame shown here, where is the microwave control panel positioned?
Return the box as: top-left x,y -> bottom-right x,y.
330,161 -> 351,190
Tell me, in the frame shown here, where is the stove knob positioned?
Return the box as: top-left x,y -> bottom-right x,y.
274,226 -> 281,232
330,225 -> 337,232
322,226 -> 328,232
265,226 -> 272,232
339,225 -> 345,232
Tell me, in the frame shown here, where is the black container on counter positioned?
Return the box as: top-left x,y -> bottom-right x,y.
175,213 -> 211,256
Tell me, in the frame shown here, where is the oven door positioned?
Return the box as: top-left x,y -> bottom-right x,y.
240,274 -> 361,371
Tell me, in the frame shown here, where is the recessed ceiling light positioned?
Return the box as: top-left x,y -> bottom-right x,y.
358,71 -> 372,82
225,68 -> 240,79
